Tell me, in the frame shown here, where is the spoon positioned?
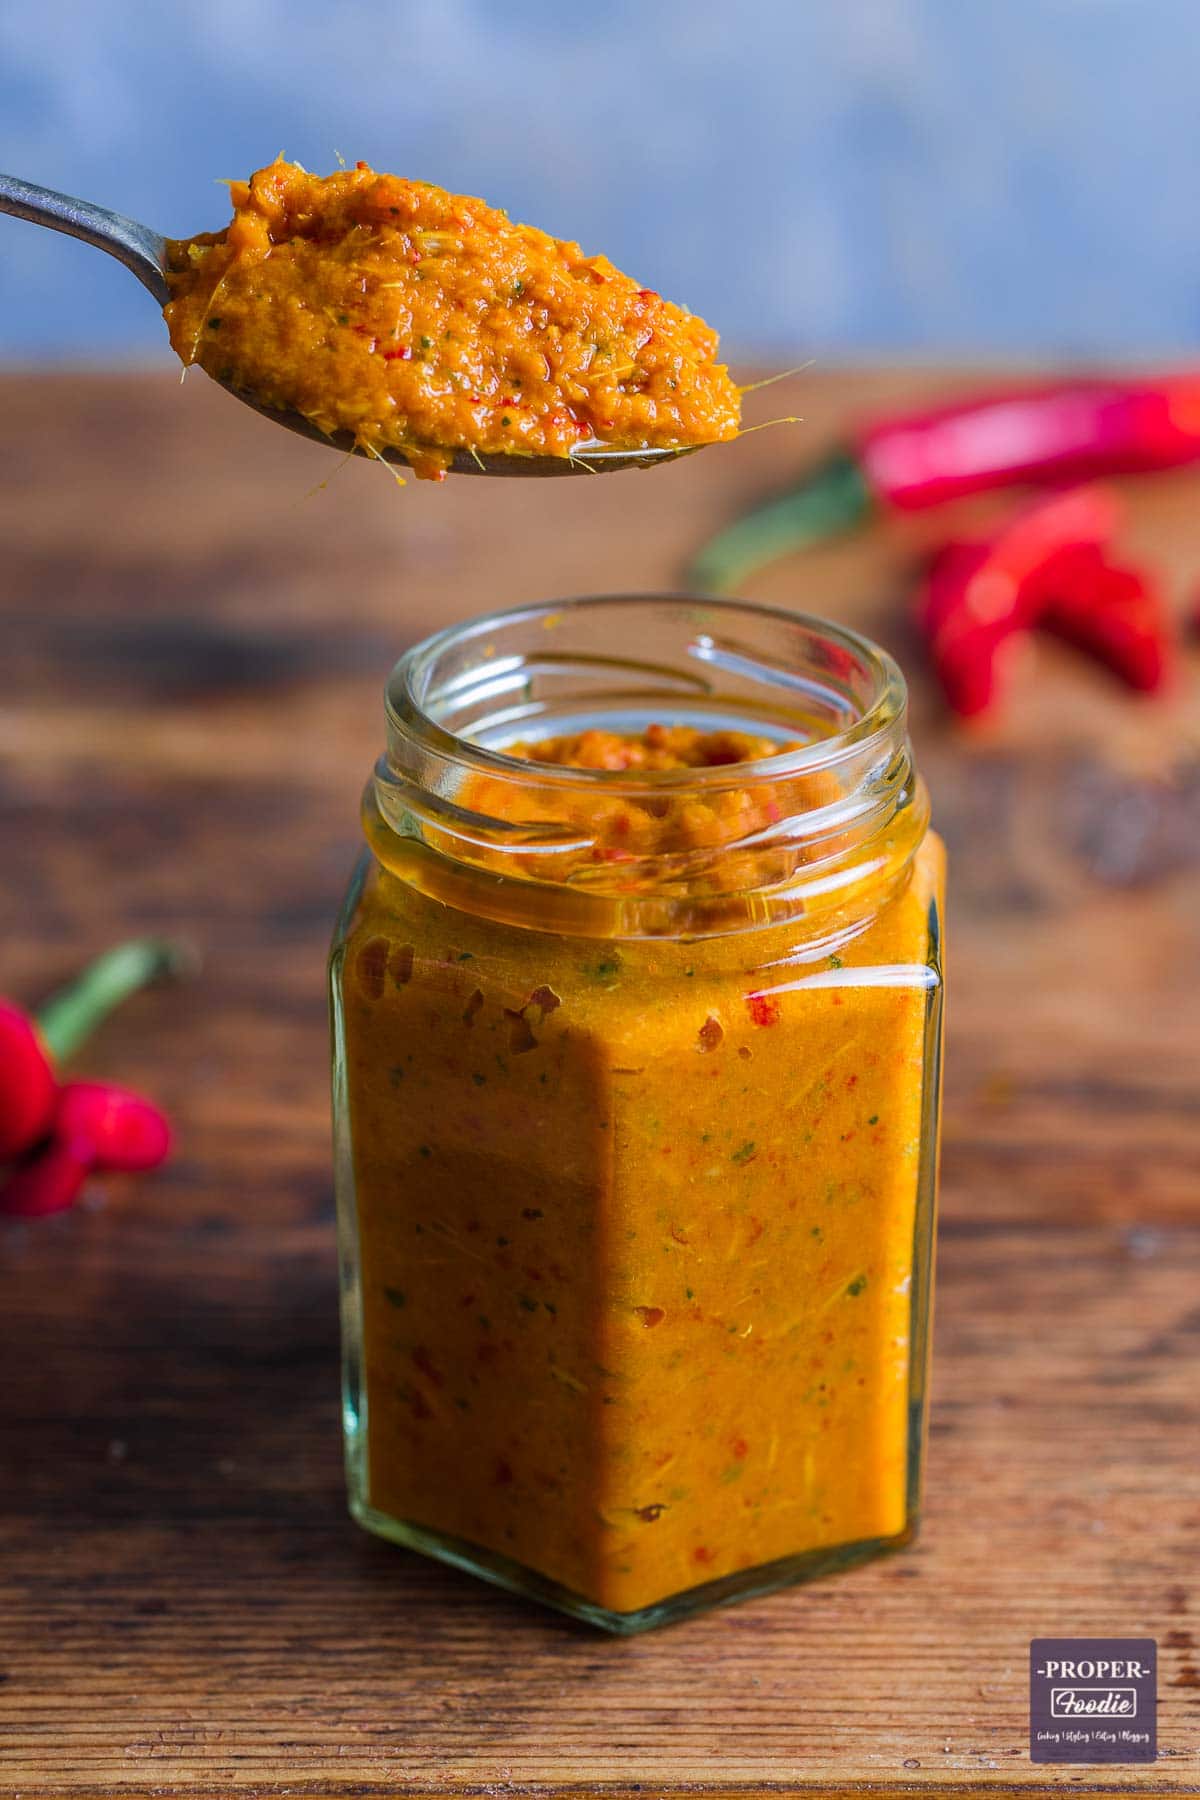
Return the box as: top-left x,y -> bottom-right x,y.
0,172 -> 698,478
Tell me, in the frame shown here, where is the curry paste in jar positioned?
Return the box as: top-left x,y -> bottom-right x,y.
333,716 -> 944,1627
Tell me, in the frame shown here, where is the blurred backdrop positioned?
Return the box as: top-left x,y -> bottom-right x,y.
1,0 -> 1197,362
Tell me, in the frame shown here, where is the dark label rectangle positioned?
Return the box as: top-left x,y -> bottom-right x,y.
1031,1638 -> 1156,1763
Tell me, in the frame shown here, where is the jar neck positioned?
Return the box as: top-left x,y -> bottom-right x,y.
365,595 -> 927,944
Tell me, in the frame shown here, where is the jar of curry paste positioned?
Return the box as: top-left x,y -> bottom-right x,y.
330,595 -> 945,1632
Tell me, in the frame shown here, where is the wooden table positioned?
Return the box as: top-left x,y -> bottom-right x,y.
0,369 -> 1197,1798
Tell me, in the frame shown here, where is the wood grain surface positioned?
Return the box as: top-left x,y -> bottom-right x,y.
0,368 -> 1197,1797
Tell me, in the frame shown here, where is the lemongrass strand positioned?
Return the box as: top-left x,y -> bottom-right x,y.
736,361 -> 815,396
362,440 -> 407,487
299,444 -> 358,503
734,415 -> 804,438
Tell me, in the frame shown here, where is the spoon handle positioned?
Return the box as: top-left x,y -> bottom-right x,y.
0,173 -> 169,305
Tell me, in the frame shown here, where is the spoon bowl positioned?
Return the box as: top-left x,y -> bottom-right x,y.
0,171 -> 703,479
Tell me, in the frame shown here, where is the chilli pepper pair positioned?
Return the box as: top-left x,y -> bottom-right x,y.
0,940 -> 181,1218
915,486 -> 1172,717
688,374 -> 1192,717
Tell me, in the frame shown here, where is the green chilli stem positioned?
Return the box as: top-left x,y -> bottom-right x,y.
686,450 -> 874,594
35,938 -> 196,1066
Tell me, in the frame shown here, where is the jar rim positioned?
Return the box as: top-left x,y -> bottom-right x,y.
371,594 -> 924,942
385,593 -> 907,791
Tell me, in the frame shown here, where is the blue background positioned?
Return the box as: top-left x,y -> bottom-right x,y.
1,0 -> 1196,359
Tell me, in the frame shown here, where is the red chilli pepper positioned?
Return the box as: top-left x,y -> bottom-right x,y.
918,486 -> 1118,644
689,374 -> 1200,593
0,939 -> 184,1157
917,487 -> 1172,714
917,487 -> 1119,717
1,1083 -> 172,1219
0,940 -> 187,1217
858,376 -> 1200,510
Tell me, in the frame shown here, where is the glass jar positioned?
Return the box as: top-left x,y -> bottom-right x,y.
330,595 -> 945,1633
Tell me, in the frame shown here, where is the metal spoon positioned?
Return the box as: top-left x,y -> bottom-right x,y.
0,172 -> 698,478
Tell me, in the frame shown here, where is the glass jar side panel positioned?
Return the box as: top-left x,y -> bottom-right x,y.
331,858 -> 618,1601
588,836 -> 945,1616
